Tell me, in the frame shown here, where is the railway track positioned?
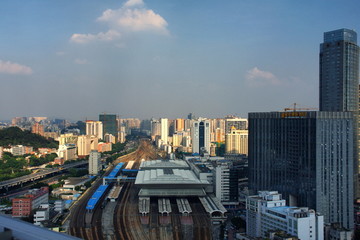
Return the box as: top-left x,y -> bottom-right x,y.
69,139 -> 162,240
114,182 -> 132,239
190,200 -> 212,240
170,201 -> 182,240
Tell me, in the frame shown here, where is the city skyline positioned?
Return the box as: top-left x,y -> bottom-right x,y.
1,0 -> 360,120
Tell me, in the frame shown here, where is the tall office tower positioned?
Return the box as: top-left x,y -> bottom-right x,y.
320,29 -> 359,111
319,29 -> 360,199
225,117 -> 247,133
89,150 -> 101,175
175,118 -> 185,132
99,114 -> 117,138
249,111 -> 354,229
160,118 -> 168,144
191,119 -> 211,154
85,120 -> 103,140
225,128 -> 248,155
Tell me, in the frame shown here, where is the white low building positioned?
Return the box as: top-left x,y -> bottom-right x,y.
246,191 -> 324,239
33,204 -> 49,226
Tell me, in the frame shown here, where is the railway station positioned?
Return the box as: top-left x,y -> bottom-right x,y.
199,196 -> 227,219
107,185 -> 123,202
138,197 -> 150,216
176,198 -> 192,216
158,198 -> 172,216
135,159 -> 227,223
135,159 -> 210,197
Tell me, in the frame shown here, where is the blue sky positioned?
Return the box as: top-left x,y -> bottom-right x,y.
0,0 -> 359,120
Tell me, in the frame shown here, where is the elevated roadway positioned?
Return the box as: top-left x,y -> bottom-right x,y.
0,161 -> 88,190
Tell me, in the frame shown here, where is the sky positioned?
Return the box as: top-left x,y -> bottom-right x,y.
0,0 -> 360,121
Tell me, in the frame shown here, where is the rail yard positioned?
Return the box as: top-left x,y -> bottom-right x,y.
68,139 -> 214,240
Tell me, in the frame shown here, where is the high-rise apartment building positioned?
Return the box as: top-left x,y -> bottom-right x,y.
77,135 -> 98,156
225,128 -> 248,155
175,118 -> 185,132
160,118 -> 168,144
320,29 -> 359,112
151,119 -> 161,138
225,117 -> 247,133
89,150 -> 101,175
31,122 -> 44,136
86,120 -> 103,140
249,111 -> 354,229
191,119 -> 210,154
99,114 -> 117,138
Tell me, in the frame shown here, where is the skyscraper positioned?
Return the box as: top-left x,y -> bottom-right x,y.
89,150 -> 101,175
225,127 -> 248,155
191,119 -> 210,154
86,120 -> 103,140
225,117 -> 247,133
319,29 -> 359,111
160,118 -> 168,144
319,29 -> 360,199
248,111 -> 354,229
99,114 -> 117,138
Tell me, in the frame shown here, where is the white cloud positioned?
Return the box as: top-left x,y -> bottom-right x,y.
71,0 -> 168,44
245,67 -> 280,87
74,58 -> 89,65
70,30 -> 121,44
97,7 -> 168,34
124,0 -> 144,7
0,60 -> 33,75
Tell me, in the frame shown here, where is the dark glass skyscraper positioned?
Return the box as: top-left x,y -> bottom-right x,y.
99,114 -> 117,138
319,28 -> 359,111
319,29 -> 360,200
248,111 -> 354,229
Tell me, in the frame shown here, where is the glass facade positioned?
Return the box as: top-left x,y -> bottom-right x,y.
320,29 -> 359,111
99,114 -> 117,138
248,111 -> 354,229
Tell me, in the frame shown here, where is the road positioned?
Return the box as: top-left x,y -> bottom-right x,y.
0,161 -> 88,190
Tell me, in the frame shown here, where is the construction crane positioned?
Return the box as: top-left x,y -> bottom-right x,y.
284,103 -> 317,112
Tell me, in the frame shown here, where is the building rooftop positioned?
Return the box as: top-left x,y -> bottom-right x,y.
0,214 -> 80,240
140,160 -> 190,169
135,169 -> 209,185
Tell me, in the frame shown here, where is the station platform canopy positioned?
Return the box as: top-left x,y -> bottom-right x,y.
135,169 -> 209,186
138,188 -> 207,197
139,160 -> 190,170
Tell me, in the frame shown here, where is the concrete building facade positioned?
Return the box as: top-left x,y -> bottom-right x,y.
85,120 -> 103,140
225,128 -> 248,155
89,150 -> 101,175
246,191 -> 324,239
192,119 -> 211,154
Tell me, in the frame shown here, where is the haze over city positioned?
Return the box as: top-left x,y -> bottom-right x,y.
1,0 -> 359,120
